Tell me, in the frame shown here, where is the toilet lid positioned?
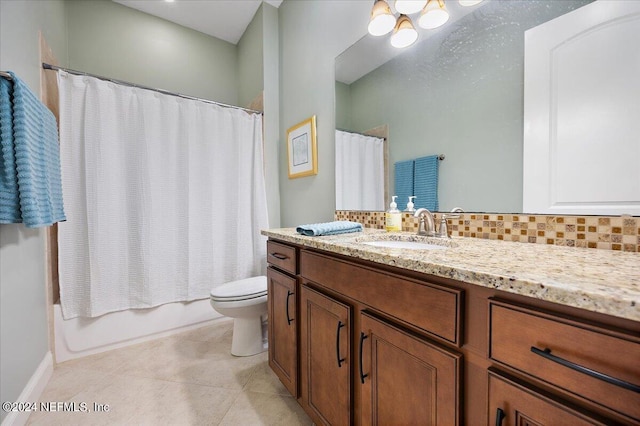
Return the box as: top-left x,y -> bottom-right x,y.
210,276 -> 267,301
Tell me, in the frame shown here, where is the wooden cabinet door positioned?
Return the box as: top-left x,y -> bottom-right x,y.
300,285 -> 351,426
267,266 -> 298,397
360,312 -> 462,425
488,370 -> 608,426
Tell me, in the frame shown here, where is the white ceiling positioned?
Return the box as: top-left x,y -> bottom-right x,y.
113,0 -> 283,45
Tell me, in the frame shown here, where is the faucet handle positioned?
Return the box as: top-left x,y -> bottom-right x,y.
436,215 -> 449,238
437,208 -> 463,238
442,207 -> 464,220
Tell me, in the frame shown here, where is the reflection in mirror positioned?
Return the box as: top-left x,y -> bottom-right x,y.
335,0 -> 592,213
335,129 -> 386,211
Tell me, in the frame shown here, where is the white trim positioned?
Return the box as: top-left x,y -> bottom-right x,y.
1,352 -> 53,426
523,0 -> 640,215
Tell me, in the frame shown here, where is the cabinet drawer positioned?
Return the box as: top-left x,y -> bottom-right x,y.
489,300 -> 640,422
267,240 -> 297,275
488,369 -> 608,425
301,250 -> 462,345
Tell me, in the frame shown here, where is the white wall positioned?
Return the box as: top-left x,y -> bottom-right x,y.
0,0 -> 68,420
278,1 -> 371,227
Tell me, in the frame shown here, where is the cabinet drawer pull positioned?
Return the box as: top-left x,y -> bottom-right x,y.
270,252 -> 288,260
336,321 -> 346,368
359,332 -> 369,384
531,346 -> 640,393
495,408 -> 505,426
286,291 -> 294,325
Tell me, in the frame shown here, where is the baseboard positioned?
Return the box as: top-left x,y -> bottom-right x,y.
1,351 -> 53,426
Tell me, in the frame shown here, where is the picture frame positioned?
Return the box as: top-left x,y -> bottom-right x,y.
287,115 -> 318,179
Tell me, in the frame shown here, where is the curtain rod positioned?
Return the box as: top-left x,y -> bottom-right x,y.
42,63 -> 263,115
0,71 -> 12,80
336,128 -> 389,142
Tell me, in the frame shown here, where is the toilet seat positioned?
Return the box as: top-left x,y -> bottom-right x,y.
210,276 -> 267,302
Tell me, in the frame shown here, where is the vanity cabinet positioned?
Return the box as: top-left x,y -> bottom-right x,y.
488,370 -> 608,426
266,237 -> 640,425
266,241 -> 299,397
298,248 -> 463,425
300,285 -> 352,425
489,299 -> 640,424
360,312 -> 461,425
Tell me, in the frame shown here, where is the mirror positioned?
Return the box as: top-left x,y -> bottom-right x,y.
335,0 -> 593,213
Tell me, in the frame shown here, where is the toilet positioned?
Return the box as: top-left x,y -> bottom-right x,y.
210,276 -> 268,357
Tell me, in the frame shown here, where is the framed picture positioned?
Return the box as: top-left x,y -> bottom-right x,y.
287,115 -> 318,179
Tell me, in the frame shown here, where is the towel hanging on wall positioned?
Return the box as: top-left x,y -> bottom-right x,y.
413,155 -> 439,211
0,71 -> 65,227
394,159 -> 415,211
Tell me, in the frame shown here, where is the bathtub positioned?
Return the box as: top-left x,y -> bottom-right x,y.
53,299 -> 221,362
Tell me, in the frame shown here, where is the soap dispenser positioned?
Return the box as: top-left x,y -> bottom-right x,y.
404,196 -> 416,213
385,196 -> 402,232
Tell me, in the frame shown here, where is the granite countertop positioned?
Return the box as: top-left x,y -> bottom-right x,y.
262,228 -> 640,322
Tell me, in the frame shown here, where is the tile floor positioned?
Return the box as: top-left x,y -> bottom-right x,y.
27,319 -> 312,425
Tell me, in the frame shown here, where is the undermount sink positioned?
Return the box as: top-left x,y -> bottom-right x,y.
355,234 -> 456,251
360,240 -> 448,250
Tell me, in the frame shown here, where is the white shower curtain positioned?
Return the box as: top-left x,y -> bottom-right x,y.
335,130 -> 385,211
57,71 -> 269,319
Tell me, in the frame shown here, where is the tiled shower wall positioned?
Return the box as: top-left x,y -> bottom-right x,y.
335,211 -> 639,252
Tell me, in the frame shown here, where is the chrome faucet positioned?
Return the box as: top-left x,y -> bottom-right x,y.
414,208 -> 436,236
436,207 -> 464,238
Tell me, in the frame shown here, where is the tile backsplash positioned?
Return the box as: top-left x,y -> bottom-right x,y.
335,211 -> 639,253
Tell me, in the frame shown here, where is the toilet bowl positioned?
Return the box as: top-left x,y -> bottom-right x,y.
210,276 -> 268,357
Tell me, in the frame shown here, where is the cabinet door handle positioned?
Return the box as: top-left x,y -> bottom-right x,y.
359,332 -> 369,384
336,321 -> 346,368
285,291 -> 294,325
270,252 -> 288,260
531,346 -> 640,393
495,407 -> 506,426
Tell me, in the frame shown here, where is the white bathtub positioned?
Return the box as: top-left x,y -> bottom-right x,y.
53,299 -> 221,362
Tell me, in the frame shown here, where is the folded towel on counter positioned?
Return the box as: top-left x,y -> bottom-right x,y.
296,220 -> 363,236
394,159 -> 415,211
414,155 -> 439,211
0,71 -> 65,227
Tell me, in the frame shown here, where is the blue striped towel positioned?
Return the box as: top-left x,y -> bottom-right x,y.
0,71 -> 65,227
414,155 -> 439,211
0,76 -> 20,222
394,159 -> 415,211
296,221 -> 363,236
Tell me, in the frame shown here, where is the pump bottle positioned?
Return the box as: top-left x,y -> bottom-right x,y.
385,196 -> 402,232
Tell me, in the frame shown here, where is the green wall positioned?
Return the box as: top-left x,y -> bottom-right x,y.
66,0 -> 238,105
0,0 -> 68,419
263,3 -> 281,228
335,81 -> 352,132
238,5 -> 264,108
278,0 -> 372,227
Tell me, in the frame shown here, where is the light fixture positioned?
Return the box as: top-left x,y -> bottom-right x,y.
369,0 -> 469,48
390,14 -> 418,48
418,0 -> 450,29
394,0 -> 427,15
368,0 -> 397,36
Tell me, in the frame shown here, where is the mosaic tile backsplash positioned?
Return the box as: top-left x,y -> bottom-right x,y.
335,211 -> 639,252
